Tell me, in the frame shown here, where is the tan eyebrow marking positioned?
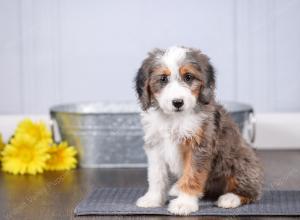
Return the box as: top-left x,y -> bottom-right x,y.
179,64 -> 198,77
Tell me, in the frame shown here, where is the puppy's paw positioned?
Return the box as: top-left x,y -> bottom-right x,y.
168,183 -> 179,197
216,193 -> 241,208
168,197 -> 198,215
136,193 -> 164,208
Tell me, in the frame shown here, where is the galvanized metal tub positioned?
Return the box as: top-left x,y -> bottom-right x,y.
50,101 -> 255,168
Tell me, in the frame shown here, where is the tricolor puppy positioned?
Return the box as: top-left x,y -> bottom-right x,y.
134,46 -> 263,215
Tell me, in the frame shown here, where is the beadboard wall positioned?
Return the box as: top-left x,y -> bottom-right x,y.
0,0 -> 300,114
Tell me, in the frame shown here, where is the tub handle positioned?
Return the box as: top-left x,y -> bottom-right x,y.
248,112 -> 256,144
50,118 -> 61,143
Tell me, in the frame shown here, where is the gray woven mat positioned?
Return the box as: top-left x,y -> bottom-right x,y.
74,188 -> 300,216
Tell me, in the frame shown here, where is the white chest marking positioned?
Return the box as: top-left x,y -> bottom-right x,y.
141,108 -> 206,176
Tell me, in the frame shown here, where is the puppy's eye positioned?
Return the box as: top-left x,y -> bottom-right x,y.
160,75 -> 168,83
184,73 -> 194,82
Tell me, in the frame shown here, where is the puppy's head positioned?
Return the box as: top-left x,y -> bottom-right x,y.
135,46 -> 215,114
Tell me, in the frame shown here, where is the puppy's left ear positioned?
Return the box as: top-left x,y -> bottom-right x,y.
199,64 -> 216,104
135,65 -> 151,110
135,48 -> 164,110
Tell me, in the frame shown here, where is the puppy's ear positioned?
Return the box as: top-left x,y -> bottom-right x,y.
199,63 -> 216,104
135,49 -> 164,110
135,65 -> 151,110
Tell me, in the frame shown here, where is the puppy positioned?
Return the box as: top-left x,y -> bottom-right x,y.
134,46 -> 263,215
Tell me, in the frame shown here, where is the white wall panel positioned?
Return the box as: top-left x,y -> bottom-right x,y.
20,0 -> 61,113
274,0 -> 300,111
236,0 -> 277,112
236,0 -> 300,112
0,0 -> 22,113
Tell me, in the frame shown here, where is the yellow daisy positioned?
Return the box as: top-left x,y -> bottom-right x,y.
0,133 -> 4,152
1,134 -> 50,175
45,142 -> 77,171
15,119 -> 52,145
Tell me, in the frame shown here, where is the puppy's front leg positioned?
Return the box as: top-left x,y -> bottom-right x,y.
168,142 -> 209,215
136,146 -> 168,208
168,170 -> 208,215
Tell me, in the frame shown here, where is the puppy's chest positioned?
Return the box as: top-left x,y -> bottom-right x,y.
141,109 -> 204,175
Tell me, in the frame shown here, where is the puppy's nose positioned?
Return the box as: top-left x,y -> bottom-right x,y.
172,99 -> 184,109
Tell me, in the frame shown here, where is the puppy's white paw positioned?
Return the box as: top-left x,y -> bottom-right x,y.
136,193 -> 164,208
168,183 -> 179,197
168,197 -> 198,215
216,193 -> 241,208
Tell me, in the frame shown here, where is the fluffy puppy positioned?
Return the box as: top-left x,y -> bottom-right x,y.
134,46 -> 263,215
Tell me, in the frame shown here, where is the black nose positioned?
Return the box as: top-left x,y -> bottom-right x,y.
172,99 -> 184,109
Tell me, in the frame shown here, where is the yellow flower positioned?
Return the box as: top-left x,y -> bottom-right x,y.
45,142 -> 77,171
0,133 -> 4,152
1,134 -> 50,175
15,119 -> 52,145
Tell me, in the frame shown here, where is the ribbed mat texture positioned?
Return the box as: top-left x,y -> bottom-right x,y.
75,188 -> 300,216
